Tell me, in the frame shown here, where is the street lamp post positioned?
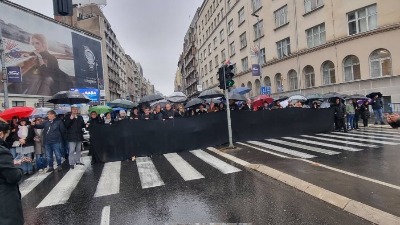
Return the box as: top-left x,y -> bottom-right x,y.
0,27 -> 9,109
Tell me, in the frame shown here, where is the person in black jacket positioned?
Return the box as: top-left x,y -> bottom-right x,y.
353,100 -> 360,129
371,95 -> 385,125
130,108 -> 140,120
333,98 -> 347,133
64,106 -> 86,169
360,101 -> 371,127
34,110 -> 65,172
141,107 -> 154,120
0,119 -> 24,225
153,105 -> 163,120
162,103 -> 177,120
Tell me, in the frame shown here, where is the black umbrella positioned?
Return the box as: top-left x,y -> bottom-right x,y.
366,92 -> 382,98
198,89 -> 224,99
347,94 -> 369,100
306,93 -> 323,100
109,99 -> 136,109
323,92 -> 343,99
274,96 -> 288,102
150,99 -> 169,109
227,92 -> 247,101
47,91 -> 91,105
167,92 -> 188,103
185,98 -> 205,108
139,94 -> 164,104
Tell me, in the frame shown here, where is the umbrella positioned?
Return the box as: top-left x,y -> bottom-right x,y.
138,94 -> 164,104
150,99 -> 169,109
274,96 -> 288,102
320,101 -> 331,108
288,95 -> 307,102
227,92 -> 247,101
89,105 -> 112,114
231,87 -> 251,95
205,98 -> 222,104
322,92 -> 343,99
31,107 -> 52,118
0,107 -> 34,120
111,107 -> 126,112
55,109 -> 68,115
167,92 -> 187,103
109,99 -> 136,109
306,93 -> 323,100
366,92 -> 382,98
48,91 -> 91,105
347,94 -> 369,100
357,99 -> 370,105
198,89 -> 224,99
252,95 -> 274,109
280,100 -> 289,108
185,98 -> 205,108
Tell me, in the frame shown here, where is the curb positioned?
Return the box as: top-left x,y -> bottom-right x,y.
207,147 -> 400,225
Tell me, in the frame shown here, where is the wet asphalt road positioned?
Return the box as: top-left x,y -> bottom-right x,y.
18,126 -> 400,224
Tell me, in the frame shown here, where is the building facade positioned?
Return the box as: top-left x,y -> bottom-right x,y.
174,68 -> 183,92
195,0 -> 400,104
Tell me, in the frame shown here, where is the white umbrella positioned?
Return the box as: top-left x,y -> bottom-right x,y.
288,95 -> 307,102
320,101 -> 331,108
167,92 -> 187,103
280,100 -> 289,108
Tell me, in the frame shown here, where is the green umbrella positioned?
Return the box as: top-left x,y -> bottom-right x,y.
89,105 -> 112,114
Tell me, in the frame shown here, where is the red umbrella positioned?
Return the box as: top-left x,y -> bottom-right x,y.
253,95 -> 274,109
0,107 -> 34,121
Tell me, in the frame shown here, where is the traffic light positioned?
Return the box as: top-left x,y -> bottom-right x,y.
225,64 -> 235,88
217,67 -> 225,90
53,0 -> 73,16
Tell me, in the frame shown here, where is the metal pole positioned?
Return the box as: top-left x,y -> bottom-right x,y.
223,66 -> 234,148
0,28 -> 9,109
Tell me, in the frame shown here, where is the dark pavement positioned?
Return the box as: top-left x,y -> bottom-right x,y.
20,149 -> 370,225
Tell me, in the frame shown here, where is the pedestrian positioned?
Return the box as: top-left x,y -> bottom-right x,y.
229,100 -> 239,111
34,110 -> 65,172
371,94 -> 385,125
271,101 -> 283,110
207,102 -> 218,113
6,116 -> 19,159
176,104 -> 186,117
196,104 -> 208,115
130,108 -> 140,120
14,118 -> 35,175
59,114 -> 69,161
241,99 -> 252,111
140,107 -> 154,120
103,112 -> 113,124
346,99 -> 355,130
353,100 -> 360,129
63,106 -> 85,169
32,118 -> 47,172
360,101 -> 371,127
218,102 -> 226,111
333,98 -> 347,133
311,101 -> 320,109
153,105 -> 163,120
0,119 -> 24,225
163,103 -> 177,120
386,113 -> 400,129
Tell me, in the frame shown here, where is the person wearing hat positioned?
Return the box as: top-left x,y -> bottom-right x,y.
15,118 -> 35,175
63,106 -> 85,169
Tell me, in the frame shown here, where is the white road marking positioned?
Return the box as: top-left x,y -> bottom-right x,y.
94,161 -> 121,197
363,128 -> 400,134
136,157 -> 164,189
359,130 -> 400,137
20,172 -> 52,198
37,157 -> 91,208
248,141 -> 316,158
268,138 -> 341,155
237,142 -> 291,158
302,135 -> 378,148
100,205 -> 110,225
164,153 -> 204,181
332,132 -> 400,142
282,137 -> 362,151
316,133 -> 399,145
190,149 -> 241,174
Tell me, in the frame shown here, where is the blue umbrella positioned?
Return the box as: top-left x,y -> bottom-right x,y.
231,87 -> 251,95
112,107 -> 126,111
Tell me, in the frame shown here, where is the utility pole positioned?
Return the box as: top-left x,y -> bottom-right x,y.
218,65 -> 234,148
0,27 -> 9,109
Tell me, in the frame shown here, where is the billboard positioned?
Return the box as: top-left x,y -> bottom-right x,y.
0,2 -> 104,96
70,88 -> 99,103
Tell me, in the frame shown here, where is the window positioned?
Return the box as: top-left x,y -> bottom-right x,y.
203,49 -> 207,59
209,60 -> 213,71
206,80 -> 209,88
211,22 -> 214,31
288,70 -> 298,90
247,81 -> 253,97
217,13 -> 221,23
255,79 -> 261,95
201,68 -> 204,77
241,57 -> 249,71
253,20 -> 264,40
228,19 -> 234,34
274,5 -> 288,28
220,29 -> 224,43
303,66 -> 315,88
213,37 -> 217,49
221,49 -> 226,63
370,49 -> 392,78
230,42 -> 235,56
208,44 -> 212,55
277,38 -> 291,59
260,48 -> 266,64
205,65 -> 208,74
240,32 -> 247,49
238,7 -> 245,25
251,0 -> 262,12
343,55 -> 361,81
322,61 -> 336,85
263,76 -> 271,87
215,55 -> 219,67
12,101 -> 25,107
227,0 -> 232,11
306,23 -> 326,48
211,77 -> 214,85
304,0 -> 324,13
275,73 -> 283,93
347,4 -> 377,35
200,53 -> 203,62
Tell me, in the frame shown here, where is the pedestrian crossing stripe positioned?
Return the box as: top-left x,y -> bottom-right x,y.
301,135 -> 379,148
363,128 -> 400,134
164,153 -> 204,181
136,157 -> 165,189
268,138 -> 341,155
282,137 -> 362,152
248,141 -> 316,158
316,133 -> 399,146
359,130 -> 400,137
190,149 -> 242,174
332,132 -> 400,142
94,161 -> 121,197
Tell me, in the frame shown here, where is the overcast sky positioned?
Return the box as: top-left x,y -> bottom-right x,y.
9,0 -> 202,95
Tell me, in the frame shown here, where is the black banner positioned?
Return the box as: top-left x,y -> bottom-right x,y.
90,108 -> 334,163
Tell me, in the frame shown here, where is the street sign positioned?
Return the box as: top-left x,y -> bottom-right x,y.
252,64 -> 260,76
71,88 -> 100,102
260,86 -> 271,95
6,66 -> 22,83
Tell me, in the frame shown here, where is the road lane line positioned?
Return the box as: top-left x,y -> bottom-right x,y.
302,135 -> 378,148
332,132 -> 400,142
316,133 -> 399,145
267,138 -> 341,155
37,157 -> 91,208
20,172 -> 52,198
100,205 -> 110,225
136,157 -> 164,189
236,142 -> 291,158
282,137 -> 362,151
208,148 -> 400,225
190,149 -> 241,174
164,153 -> 204,181
359,130 -> 400,136
94,161 -> 121,197
248,141 -> 316,158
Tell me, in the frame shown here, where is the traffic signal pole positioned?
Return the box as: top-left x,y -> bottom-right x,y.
223,67 -> 234,148
0,26 -> 9,109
